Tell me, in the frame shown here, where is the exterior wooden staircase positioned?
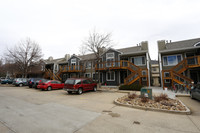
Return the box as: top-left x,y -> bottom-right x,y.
162,56 -> 200,90
96,60 -> 148,86
44,68 -> 62,81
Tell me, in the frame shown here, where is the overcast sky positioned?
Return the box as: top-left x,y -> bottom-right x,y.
0,0 -> 200,60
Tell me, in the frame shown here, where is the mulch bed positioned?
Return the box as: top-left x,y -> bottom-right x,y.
116,94 -> 187,111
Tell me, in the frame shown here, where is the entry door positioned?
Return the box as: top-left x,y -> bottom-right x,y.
120,71 -> 127,84
190,71 -> 198,84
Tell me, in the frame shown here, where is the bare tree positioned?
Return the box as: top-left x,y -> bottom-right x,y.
79,45 -> 87,55
6,38 -> 43,78
83,30 -> 113,85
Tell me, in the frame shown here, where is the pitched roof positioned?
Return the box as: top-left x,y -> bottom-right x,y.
78,53 -> 96,60
165,38 -> 200,50
117,46 -> 142,53
44,58 -> 64,64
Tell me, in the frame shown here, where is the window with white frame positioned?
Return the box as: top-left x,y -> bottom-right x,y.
71,58 -> 76,65
163,54 -> 182,66
106,71 -> 115,81
164,72 -> 170,77
153,68 -> 157,71
106,52 -> 115,67
142,70 -> 147,76
142,70 -> 147,81
85,73 -> 91,78
86,62 -> 92,69
131,56 -> 146,66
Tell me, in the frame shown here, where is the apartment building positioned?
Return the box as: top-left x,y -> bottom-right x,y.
158,38 -> 200,89
44,41 -> 151,86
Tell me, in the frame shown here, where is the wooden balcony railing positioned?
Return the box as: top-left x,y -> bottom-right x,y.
95,60 -> 140,72
95,60 -> 149,86
162,69 -> 193,90
62,65 -> 85,72
172,56 -> 200,73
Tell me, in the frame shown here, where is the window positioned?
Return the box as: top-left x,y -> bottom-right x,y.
83,80 -> 90,84
75,79 -> 81,84
93,73 -> 98,80
71,58 -> 76,65
164,72 -> 170,77
131,56 -> 146,66
163,55 -> 182,66
106,52 -> 115,67
194,42 -> 200,47
142,77 -> 147,81
142,70 -> 147,76
165,79 -> 170,83
106,53 -> 114,59
106,71 -> 115,81
86,62 -> 92,69
153,68 -> 157,71
85,73 -> 91,78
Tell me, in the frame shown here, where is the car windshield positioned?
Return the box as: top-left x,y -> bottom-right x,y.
44,80 -> 50,83
65,79 -> 75,84
16,78 -> 22,81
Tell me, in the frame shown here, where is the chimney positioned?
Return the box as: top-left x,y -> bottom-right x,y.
141,41 -> 148,50
157,40 -> 166,51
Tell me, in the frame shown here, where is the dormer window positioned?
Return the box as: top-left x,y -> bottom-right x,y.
71,58 -> 76,65
194,42 -> 200,47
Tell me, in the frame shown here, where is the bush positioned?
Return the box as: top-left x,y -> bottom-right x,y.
154,94 -> 169,102
119,84 -> 143,91
159,94 -> 168,101
128,93 -> 138,99
154,95 -> 162,102
140,96 -> 149,103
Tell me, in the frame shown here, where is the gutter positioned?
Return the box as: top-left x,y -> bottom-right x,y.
159,46 -> 200,53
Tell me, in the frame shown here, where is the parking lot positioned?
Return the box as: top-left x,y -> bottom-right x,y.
0,85 -> 200,133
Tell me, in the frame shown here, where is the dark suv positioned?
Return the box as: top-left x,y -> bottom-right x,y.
64,78 -> 97,94
190,84 -> 200,100
13,78 -> 28,87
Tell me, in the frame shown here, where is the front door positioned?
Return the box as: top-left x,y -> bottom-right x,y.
120,71 -> 127,84
190,71 -> 198,84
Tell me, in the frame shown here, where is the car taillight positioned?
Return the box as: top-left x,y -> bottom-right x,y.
30,81 -> 32,84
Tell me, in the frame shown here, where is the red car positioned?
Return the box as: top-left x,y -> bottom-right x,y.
37,80 -> 64,91
64,78 -> 97,94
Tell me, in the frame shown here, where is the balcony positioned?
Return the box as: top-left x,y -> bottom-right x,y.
95,60 -> 140,72
62,65 -> 85,72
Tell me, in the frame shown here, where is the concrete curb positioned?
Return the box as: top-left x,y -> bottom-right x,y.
98,89 -> 133,94
114,98 -> 191,115
175,94 -> 190,97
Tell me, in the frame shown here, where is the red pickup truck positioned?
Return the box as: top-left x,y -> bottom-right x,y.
64,78 -> 97,94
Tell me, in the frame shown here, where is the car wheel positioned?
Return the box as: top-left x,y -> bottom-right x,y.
47,86 -> 52,91
78,88 -> 83,95
93,86 -> 97,92
19,84 -> 23,87
68,91 -> 72,94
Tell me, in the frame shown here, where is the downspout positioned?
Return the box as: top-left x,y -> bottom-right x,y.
158,52 -> 163,87
146,52 -> 150,87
